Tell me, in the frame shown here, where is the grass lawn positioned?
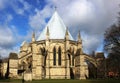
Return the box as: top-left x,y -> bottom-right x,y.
0,79 -> 120,83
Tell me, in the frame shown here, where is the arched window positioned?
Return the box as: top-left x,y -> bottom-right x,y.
68,54 -> 71,66
44,54 -> 47,66
72,49 -> 74,66
58,47 -> 61,65
53,47 -> 56,65
41,47 -> 46,66
41,47 -> 45,56
72,55 -> 74,66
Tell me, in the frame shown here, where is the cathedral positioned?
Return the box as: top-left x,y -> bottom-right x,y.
1,11 -> 92,80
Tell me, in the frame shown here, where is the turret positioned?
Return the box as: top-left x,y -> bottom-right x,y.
77,31 -> 83,54
45,26 -> 50,51
32,32 -> 35,42
77,31 -> 82,43
31,31 -> 42,79
46,26 -> 49,40
65,27 -> 69,40
65,27 -> 70,79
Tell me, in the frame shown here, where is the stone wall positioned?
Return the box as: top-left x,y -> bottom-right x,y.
2,62 -> 8,77
9,59 -> 18,78
17,38 -> 89,80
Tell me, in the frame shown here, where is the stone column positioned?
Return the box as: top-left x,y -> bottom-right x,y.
79,55 -> 86,79
65,28 -> 70,79
35,53 -> 43,79
32,41 -> 42,79
45,27 -> 50,79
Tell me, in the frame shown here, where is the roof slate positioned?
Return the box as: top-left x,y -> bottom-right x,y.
37,11 -> 74,41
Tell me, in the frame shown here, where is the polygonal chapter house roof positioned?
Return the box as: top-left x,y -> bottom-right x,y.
37,11 -> 74,41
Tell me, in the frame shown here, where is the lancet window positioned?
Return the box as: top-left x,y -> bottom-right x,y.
53,47 -> 56,65
58,46 -> 61,65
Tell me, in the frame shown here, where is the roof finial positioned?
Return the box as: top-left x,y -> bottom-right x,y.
46,26 -> 49,36
54,6 -> 57,11
65,27 -> 69,35
46,26 -> 49,40
65,27 -> 69,40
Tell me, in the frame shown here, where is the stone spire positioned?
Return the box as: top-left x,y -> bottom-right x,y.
77,30 -> 83,54
46,26 -> 49,36
46,26 -> 49,40
32,31 -> 35,42
65,27 -> 69,40
77,30 -> 82,43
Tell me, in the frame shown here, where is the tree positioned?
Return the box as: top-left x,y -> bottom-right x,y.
104,24 -> 120,54
104,12 -> 120,78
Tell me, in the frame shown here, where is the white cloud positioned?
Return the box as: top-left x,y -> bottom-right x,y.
64,0 -> 95,24
0,14 -> 14,48
0,0 -> 32,15
19,0 -> 31,11
0,24 -> 19,57
0,27 -> 15,47
29,5 -> 53,29
0,46 -> 19,58
0,0 -> 8,10
0,14 -> 19,57
81,32 -> 102,53
5,14 -> 13,24
11,0 -> 32,15
0,23 -> 30,57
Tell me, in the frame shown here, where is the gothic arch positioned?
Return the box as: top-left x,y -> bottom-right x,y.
40,47 -> 47,66
68,53 -> 71,66
72,48 -> 74,66
67,46 -> 75,66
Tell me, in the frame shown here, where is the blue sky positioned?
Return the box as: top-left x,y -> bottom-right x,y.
0,0 -> 120,57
